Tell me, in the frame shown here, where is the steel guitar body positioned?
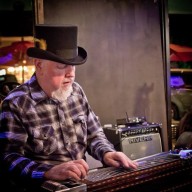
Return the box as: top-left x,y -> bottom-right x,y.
41,151 -> 192,192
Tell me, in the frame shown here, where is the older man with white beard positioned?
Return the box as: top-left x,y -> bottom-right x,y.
0,25 -> 137,191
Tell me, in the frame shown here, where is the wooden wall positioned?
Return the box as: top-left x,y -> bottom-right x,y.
39,0 -> 169,150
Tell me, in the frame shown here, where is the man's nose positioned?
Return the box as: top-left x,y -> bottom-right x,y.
65,65 -> 75,75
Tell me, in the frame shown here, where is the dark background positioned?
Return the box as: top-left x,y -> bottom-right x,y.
0,0 -> 33,36
169,14 -> 192,47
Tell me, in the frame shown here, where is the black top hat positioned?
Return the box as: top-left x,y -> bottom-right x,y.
27,25 -> 87,65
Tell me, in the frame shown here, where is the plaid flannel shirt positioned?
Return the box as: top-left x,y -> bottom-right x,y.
0,74 -> 115,180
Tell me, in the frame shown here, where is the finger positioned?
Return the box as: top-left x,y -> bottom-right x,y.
117,152 -> 138,169
106,158 -> 121,168
74,159 -> 89,173
69,164 -> 83,177
67,162 -> 88,179
122,159 -> 138,169
66,170 -> 82,181
73,161 -> 89,179
115,154 -> 137,169
110,153 -> 138,169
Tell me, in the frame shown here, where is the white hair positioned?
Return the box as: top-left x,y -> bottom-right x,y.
51,85 -> 73,102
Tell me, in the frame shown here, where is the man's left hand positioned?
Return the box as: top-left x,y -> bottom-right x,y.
103,151 -> 138,169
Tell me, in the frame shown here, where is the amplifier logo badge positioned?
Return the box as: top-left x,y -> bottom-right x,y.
128,135 -> 152,144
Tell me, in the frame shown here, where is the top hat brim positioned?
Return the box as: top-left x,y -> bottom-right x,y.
27,46 -> 87,65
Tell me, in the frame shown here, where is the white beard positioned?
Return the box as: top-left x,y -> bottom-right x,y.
51,85 -> 73,102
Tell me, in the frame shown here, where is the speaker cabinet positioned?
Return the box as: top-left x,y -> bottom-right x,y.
120,133 -> 162,160
103,123 -> 162,160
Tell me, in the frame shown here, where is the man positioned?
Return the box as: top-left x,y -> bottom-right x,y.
0,25 -> 137,190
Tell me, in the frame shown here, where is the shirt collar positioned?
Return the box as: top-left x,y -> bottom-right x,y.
28,74 -> 49,104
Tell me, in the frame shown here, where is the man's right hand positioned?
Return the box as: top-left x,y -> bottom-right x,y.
44,159 -> 89,181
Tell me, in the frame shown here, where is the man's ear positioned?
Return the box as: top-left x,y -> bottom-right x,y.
34,58 -> 42,69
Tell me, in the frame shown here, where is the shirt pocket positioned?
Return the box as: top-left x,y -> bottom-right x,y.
30,125 -> 58,155
72,115 -> 88,145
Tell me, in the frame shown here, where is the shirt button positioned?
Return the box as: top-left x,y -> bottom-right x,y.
66,141 -> 70,146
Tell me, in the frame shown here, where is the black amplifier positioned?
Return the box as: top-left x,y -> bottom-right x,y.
103,123 -> 162,160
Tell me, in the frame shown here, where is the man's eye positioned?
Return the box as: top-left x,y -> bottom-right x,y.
57,64 -> 67,69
